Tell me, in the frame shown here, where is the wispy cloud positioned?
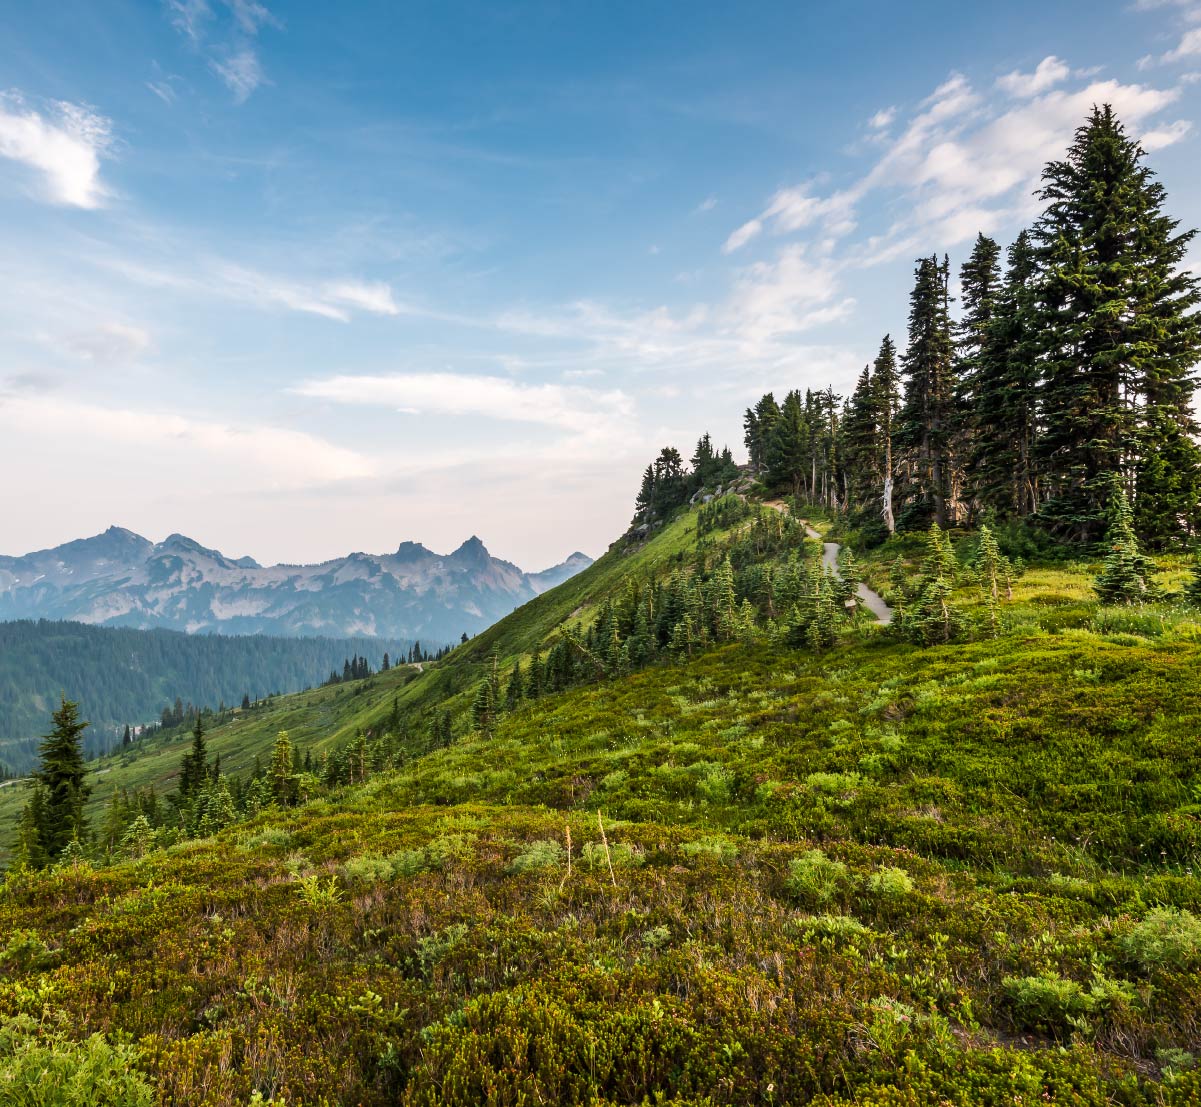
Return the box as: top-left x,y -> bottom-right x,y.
0,93 -> 113,208
292,372 -> 634,437
164,0 -> 279,103
996,56 -> 1071,97
102,254 -> 407,323
724,63 -> 1187,266
210,48 -> 266,103
0,394 -> 374,488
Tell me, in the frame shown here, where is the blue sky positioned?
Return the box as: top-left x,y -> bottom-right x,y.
2,1 -> 1200,568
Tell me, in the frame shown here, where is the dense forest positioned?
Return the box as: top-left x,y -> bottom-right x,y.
0,621 -> 424,775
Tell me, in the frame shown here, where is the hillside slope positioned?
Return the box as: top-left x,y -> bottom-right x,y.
3,498 -> 1201,1103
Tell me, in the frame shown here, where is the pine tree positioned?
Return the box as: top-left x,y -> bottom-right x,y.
1094,483 -> 1157,603
955,234 -> 1002,516
897,256 -> 957,527
872,335 -> 902,534
177,715 -> 208,803
270,730 -> 296,805
1035,105 -> 1201,544
744,393 -> 781,473
32,697 -> 91,860
972,231 -> 1041,517
841,365 -> 879,516
975,525 -> 1006,637
13,784 -> 49,870
765,390 -> 808,497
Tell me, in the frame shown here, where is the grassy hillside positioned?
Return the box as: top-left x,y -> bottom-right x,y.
3,500 -> 1201,1103
0,509 -> 706,860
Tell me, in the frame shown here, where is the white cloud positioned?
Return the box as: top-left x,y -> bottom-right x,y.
724,246 -> 854,344
868,106 -> 896,129
166,0 -> 211,41
0,94 -> 113,208
165,0 -> 277,103
146,81 -> 177,105
0,394 -> 374,488
226,0 -> 278,34
996,56 -> 1071,97
211,48 -> 266,102
723,217 -> 763,253
104,255 -> 406,322
1142,118 -> 1193,148
725,67 -> 1186,265
322,280 -> 401,317
1165,26 -> 1201,62
695,195 -> 718,213
293,372 -> 634,437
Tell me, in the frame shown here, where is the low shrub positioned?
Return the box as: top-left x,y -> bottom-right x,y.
1118,908 -> 1201,973
786,849 -> 849,907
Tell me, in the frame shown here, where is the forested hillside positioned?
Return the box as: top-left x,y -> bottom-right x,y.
0,621 -> 423,775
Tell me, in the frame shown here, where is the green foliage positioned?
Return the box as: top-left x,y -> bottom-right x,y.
1119,908 -> 1201,973
0,1014 -> 154,1105
785,849 -> 849,907
1094,486 -> 1158,603
507,839 -> 565,873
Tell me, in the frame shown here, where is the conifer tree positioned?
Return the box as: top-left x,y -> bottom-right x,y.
270,730 -> 296,805
1183,558 -> 1201,606
897,256 -> 957,527
972,231 -> 1041,517
13,784 -> 49,870
872,335 -> 902,534
32,697 -> 90,860
1035,105 -> 1201,544
975,525 -> 1006,637
955,234 -> 1002,515
841,365 -> 879,516
1094,484 -> 1157,603
766,390 -> 808,497
178,716 -> 208,803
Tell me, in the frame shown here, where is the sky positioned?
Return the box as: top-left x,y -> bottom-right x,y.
1,1 -> 1201,570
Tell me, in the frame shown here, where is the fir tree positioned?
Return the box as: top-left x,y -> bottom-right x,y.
270,730 -> 296,805
1035,105 -> 1201,544
897,256 -> 957,527
872,335 -> 902,534
1094,483 -> 1157,603
972,231 -> 1041,517
32,697 -> 91,861
955,234 -> 1002,516
765,390 -> 808,497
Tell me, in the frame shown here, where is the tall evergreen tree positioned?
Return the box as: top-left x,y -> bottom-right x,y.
872,335 -> 902,534
972,231 -> 1041,518
954,234 -> 1002,517
841,365 -> 879,515
765,390 -> 807,497
1034,105 -> 1201,544
897,256 -> 957,527
32,696 -> 91,860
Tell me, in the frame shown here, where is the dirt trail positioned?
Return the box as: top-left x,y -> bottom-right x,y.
761,502 -> 892,625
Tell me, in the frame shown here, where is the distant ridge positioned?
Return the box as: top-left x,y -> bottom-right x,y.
0,529 -> 593,643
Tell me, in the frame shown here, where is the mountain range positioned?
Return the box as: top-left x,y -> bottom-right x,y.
0,527 -> 592,644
